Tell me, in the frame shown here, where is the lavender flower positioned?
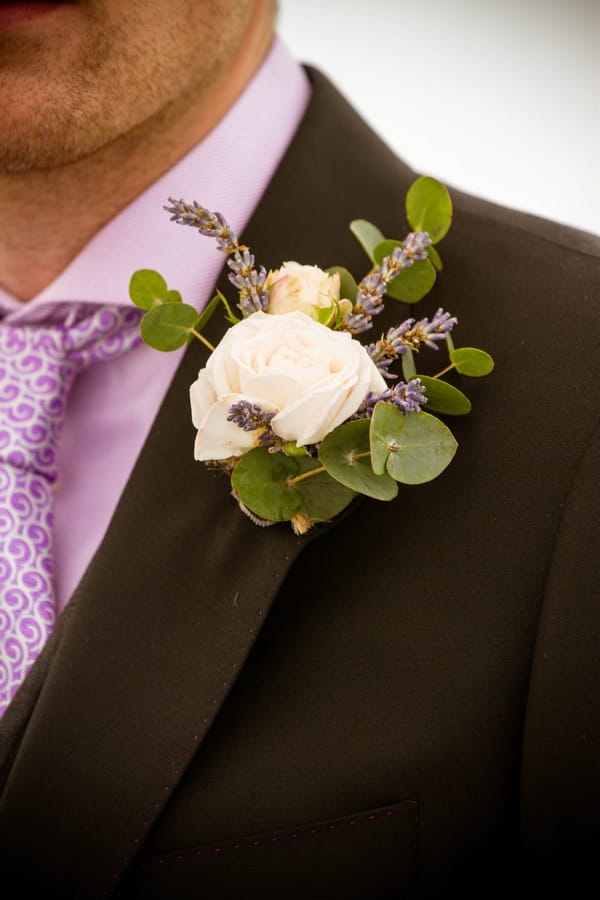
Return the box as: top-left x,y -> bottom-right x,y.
398,308 -> 458,351
226,400 -> 279,448
164,199 -> 237,251
165,198 -> 270,315
343,231 -> 432,334
354,378 -> 427,419
227,249 -> 269,315
366,319 -> 414,378
366,308 -> 457,378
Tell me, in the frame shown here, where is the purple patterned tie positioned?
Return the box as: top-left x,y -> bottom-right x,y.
0,304 -> 142,716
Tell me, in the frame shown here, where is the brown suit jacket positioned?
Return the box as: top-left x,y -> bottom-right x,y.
0,68 -> 598,899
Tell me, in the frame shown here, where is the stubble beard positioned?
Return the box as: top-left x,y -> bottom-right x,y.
0,3 -> 251,173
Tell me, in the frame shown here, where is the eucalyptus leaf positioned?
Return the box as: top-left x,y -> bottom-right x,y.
314,305 -> 336,326
231,448 -> 302,522
382,411 -> 458,484
386,259 -> 437,303
417,375 -> 472,415
372,239 -> 402,264
140,302 -> 200,351
349,219 -> 385,262
450,347 -> 495,376
326,266 -> 358,303
129,269 -> 170,310
428,245 -> 443,271
406,177 -> 453,244
369,403 -> 405,475
319,419 -> 398,501
372,239 -> 437,302
293,459 -> 357,523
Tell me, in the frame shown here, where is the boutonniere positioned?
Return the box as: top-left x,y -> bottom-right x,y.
129,177 -> 493,534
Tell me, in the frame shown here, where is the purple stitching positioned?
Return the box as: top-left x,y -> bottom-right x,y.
142,810 -> 396,867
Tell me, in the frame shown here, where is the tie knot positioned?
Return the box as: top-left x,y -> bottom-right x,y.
0,304 -> 143,479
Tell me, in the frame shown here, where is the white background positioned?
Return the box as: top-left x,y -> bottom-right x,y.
278,0 -> 600,236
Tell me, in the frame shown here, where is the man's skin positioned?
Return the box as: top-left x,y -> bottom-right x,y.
0,0 -> 274,301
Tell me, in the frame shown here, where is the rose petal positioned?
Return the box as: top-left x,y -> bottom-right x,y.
189,369 -> 217,429
238,371 -> 302,409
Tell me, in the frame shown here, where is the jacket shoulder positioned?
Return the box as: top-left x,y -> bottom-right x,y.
447,184 -> 600,260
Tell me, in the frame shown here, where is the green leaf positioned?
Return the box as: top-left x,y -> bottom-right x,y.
381,411 -> 458,484
231,448 -> 302,522
387,259 -> 437,303
369,403 -> 405,475
319,419 -> 398,500
326,266 -> 358,303
450,347 -> 495,377
372,239 -> 402,263
163,289 -> 183,304
349,219 -> 385,262
372,240 -> 437,303
129,269 -> 171,310
232,449 -> 356,525
293,459 -> 357,523
140,302 -> 200,351
417,375 -> 472,415
427,245 -> 443,271
314,304 -> 336,326
406,176 -> 453,244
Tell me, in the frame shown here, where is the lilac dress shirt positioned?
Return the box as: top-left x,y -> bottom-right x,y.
0,38 -> 310,616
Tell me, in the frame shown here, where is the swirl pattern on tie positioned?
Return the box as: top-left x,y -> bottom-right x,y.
0,304 -> 142,716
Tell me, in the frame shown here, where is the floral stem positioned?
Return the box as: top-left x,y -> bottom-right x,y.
401,347 -> 417,381
432,362 -> 456,379
189,328 -> 216,352
287,466 -> 327,486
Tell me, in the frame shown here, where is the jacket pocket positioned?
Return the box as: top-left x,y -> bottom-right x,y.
120,800 -> 418,899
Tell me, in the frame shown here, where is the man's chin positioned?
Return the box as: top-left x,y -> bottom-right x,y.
0,97 -> 106,173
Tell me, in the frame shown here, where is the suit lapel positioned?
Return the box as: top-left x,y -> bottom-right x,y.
0,327 -> 321,894
0,68 -> 416,896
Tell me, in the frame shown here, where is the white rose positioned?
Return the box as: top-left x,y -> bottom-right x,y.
189,310 -> 386,460
266,261 -> 352,323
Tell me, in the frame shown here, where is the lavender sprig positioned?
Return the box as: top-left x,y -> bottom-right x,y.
226,249 -> 269,315
353,378 -> 427,419
227,400 -> 278,447
228,400 -> 274,438
401,308 -> 458,350
165,198 -> 269,315
344,232 -> 432,334
366,308 -> 457,378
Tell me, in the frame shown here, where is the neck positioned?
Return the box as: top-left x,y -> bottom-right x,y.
0,9 -> 273,302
